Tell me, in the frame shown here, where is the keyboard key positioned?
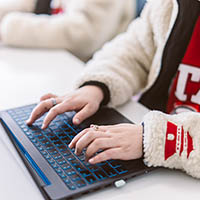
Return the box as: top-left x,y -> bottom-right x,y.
70,160 -> 80,167
115,166 -> 128,174
30,138 -> 37,143
71,148 -> 75,153
48,148 -> 58,155
52,153 -> 62,160
41,139 -> 50,145
68,131 -> 77,138
66,170 -> 76,176
29,125 -> 40,131
44,154 -> 51,159
94,170 -> 107,180
35,142 -> 41,147
62,164 -> 71,170
48,158 -> 55,165
76,180 -> 86,188
60,124 -> 70,131
57,159 -> 67,165
61,137 -> 71,145
66,183 -> 76,190
41,151 -> 48,156
28,135 -> 34,139
45,132 -> 55,138
52,163 -> 59,169
66,156 -> 75,162
32,132 -> 42,137
101,165 -> 117,177
48,136 -> 59,142
62,149 -> 71,157
74,165 -> 85,172
38,146 -> 44,151
63,178 -> 71,184
70,174 -> 81,182
53,141 -> 63,146
59,172 -> 67,179
85,175 -> 97,184
55,168 -> 63,174
24,131 -> 32,136
45,144 -> 54,150
49,125 -> 58,130
109,160 -> 121,168
88,164 -> 99,172
57,145 -> 67,151
37,136 -> 46,141
79,169 -> 91,177
56,132 -> 66,138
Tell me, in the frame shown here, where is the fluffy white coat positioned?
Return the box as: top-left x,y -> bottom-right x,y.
75,0 -> 200,178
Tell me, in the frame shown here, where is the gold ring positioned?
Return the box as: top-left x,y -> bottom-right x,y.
90,124 -> 99,131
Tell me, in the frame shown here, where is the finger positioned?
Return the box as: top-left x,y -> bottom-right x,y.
42,100 -> 77,129
68,128 -> 90,149
85,137 -> 114,160
88,148 -> 121,164
26,100 -> 53,125
40,93 -> 58,101
73,104 -> 97,125
91,125 -> 116,132
75,131 -> 109,155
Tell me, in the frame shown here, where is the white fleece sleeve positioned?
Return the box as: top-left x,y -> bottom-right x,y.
0,0 -> 134,61
0,0 -> 35,21
74,0 -> 158,106
143,111 -> 200,179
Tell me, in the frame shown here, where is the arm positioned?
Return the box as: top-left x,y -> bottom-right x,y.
0,0 -> 134,61
0,0 -> 35,21
68,110 -> 200,179
75,0 -> 157,105
143,111 -> 200,178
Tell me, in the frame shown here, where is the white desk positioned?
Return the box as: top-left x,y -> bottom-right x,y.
0,46 -> 200,200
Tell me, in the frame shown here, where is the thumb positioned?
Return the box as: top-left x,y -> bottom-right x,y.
73,104 -> 98,125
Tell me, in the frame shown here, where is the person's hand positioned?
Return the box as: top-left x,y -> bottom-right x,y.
69,124 -> 143,164
26,85 -> 104,129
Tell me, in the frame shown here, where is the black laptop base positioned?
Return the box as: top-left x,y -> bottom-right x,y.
0,104 -> 153,200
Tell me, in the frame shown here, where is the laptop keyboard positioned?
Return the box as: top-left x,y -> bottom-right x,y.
7,105 -> 128,190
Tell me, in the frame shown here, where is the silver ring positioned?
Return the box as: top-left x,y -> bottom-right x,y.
91,124 -> 99,131
51,98 -> 57,107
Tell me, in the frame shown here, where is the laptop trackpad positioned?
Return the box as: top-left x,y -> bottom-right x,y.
83,107 -> 133,127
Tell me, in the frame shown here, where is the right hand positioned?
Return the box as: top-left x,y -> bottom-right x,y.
26,85 -> 104,129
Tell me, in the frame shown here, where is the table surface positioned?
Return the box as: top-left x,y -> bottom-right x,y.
0,46 -> 200,200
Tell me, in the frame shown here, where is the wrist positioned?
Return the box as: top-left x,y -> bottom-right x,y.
82,85 -> 104,104
80,81 -> 110,106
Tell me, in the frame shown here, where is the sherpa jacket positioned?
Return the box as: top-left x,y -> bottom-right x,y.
0,0 -> 134,61
75,0 -> 200,178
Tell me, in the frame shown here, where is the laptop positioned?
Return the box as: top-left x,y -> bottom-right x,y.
0,104 -> 154,200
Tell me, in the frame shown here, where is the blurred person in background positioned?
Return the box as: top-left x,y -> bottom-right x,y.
0,0 -> 135,61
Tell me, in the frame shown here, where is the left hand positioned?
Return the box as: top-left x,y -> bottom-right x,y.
69,124 -> 143,164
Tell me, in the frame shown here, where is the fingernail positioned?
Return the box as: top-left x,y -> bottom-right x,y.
26,119 -> 30,124
74,118 -> 80,124
75,149 -> 78,155
41,124 -> 45,129
68,142 -> 72,148
89,158 -> 94,164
